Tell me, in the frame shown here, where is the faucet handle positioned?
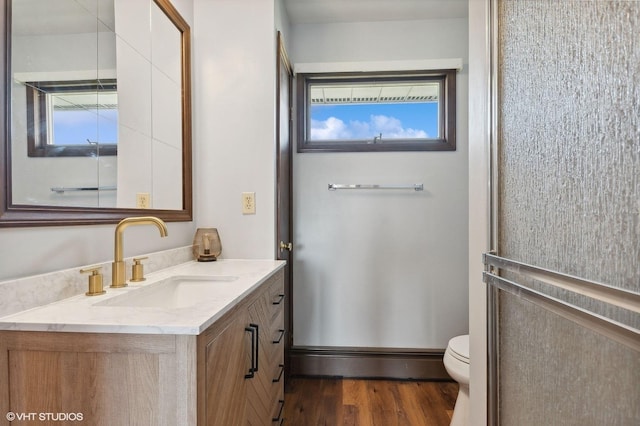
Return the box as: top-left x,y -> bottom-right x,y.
130,257 -> 148,282
80,266 -> 106,296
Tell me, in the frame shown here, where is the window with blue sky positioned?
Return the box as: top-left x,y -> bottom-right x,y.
51,91 -> 118,146
298,71 -> 456,152
26,80 -> 119,157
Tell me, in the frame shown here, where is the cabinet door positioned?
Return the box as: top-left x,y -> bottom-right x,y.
203,310 -> 252,426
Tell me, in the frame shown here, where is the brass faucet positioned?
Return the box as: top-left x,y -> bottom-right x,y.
111,216 -> 168,288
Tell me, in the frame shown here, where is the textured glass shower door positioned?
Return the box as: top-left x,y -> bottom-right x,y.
489,0 -> 640,424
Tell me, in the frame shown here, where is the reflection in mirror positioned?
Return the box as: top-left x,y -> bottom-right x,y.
0,0 -> 192,226
26,79 -> 118,158
11,0 -> 117,207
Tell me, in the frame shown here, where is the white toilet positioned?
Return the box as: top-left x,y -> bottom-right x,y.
443,334 -> 470,426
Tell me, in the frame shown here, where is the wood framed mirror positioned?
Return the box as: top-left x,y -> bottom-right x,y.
0,0 -> 192,227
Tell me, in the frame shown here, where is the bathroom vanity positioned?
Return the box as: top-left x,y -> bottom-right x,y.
0,259 -> 285,426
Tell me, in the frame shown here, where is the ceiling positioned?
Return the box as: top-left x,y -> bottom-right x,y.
310,82 -> 439,104
13,0 -> 469,36
12,0 -> 115,36
282,0 -> 468,24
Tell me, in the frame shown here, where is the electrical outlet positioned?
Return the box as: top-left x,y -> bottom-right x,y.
242,192 -> 256,214
136,193 -> 151,209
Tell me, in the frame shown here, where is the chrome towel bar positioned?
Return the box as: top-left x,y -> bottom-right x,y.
51,186 -> 116,194
328,183 -> 423,191
483,253 -> 640,313
483,253 -> 640,352
484,272 -> 640,352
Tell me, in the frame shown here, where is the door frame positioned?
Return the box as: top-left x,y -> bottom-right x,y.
275,30 -> 294,383
468,0 -> 492,424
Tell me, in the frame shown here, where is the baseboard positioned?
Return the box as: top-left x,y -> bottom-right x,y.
289,346 -> 451,380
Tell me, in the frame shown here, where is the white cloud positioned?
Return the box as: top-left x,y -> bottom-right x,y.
310,114 -> 428,140
310,116 -> 350,140
369,115 -> 428,138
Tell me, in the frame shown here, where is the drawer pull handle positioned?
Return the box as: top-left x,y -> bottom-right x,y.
272,364 -> 285,383
244,323 -> 259,379
272,294 -> 285,305
272,399 -> 285,423
272,329 -> 285,344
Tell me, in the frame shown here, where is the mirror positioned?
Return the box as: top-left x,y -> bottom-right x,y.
0,0 -> 192,227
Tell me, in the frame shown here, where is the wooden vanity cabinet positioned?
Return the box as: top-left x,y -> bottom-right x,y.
198,269 -> 285,425
198,308 -> 251,425
0,269 -> 285,426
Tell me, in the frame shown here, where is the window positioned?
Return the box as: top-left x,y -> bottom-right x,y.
297,70 -> 456,152
26,80 -> 118,157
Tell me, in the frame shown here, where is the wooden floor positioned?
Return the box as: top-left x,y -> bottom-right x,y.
284,377 -> 458,426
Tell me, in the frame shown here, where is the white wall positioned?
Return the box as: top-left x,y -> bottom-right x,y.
192,0 -> 278,259
275,0 -> 291,44
290,18 -> 469,349
0,0 -> 196,282
11,31 -> 117,208
115,0 -> 183,210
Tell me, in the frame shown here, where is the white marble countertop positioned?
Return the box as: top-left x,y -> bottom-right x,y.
0,259 -> 285,335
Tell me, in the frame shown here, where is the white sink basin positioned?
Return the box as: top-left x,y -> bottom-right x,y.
95,275 -> 239,309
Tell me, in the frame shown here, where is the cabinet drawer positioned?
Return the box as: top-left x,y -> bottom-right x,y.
266,271 -> 285,321
270,387 -> 285,425
266,309 -> 284,362
266,269 -> 285,297
270,308 -> 284,339
271,362 -> 285,386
